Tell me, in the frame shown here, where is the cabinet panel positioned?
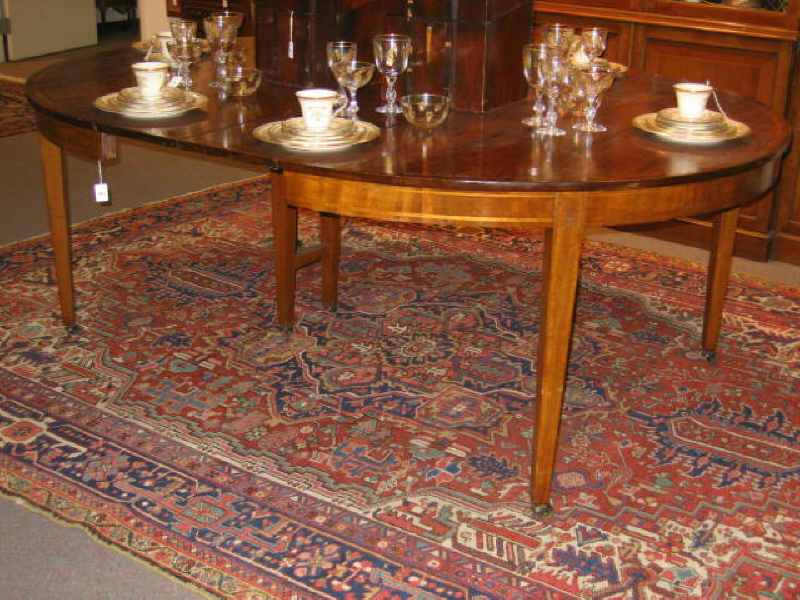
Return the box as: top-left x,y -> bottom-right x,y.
635,26 -> 792,109
254,0 -> 531,112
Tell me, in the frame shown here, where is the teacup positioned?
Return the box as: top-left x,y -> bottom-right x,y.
132,61 -> 170,98
674,82 -> 713,120
295,88 -> 346,133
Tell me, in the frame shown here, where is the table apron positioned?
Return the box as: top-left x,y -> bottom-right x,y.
280,164 -> 778,229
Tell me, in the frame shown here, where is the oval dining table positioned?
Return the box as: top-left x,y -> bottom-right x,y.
25,47 -> 791,512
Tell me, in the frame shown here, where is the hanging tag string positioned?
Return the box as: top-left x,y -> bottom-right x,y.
707,80 -> 728,121
97,159 -> 104,184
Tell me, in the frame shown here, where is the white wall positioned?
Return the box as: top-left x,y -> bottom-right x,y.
138,0 -> 170,41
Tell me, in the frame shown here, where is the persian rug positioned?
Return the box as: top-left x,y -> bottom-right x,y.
1,178 -> 798,600
0,78 -> 37,138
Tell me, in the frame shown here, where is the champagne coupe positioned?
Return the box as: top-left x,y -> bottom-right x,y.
573,62 -> 615,132
373,33 -> 412,114
540,53 -> 568,136
522,42 -> 549,127
581,27 -> 608,64
326,41 -> 357,95
332,59 -> 375,119
542,23 -> 574,56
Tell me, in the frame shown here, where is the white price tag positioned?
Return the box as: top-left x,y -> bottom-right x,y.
94,182 -> 109,203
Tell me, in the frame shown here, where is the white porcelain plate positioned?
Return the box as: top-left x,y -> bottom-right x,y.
252,118 -> 380,151
633,112 -> 750,145
94,89 -> 207,119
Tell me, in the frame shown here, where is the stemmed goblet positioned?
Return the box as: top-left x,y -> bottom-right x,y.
540,52 -> 568,136
573,62 -> 615,132
204,11 -> 243,65
522,42 -> 549,127
581,27 -> 608,64
165,39 -> 199,90
169,18 -> 197,44
332,59 -> 375,120
326,41 -> 357,96
542,23 -> 574,56
373,33 -> 412,114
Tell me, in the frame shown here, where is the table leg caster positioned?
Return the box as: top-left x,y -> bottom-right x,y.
65,323 -> 80,335
530,503 -> 553,517
702,349 -> 716,363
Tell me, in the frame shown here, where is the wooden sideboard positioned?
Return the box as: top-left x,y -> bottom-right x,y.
533,0 -> 800,263
168,0 -> 800,264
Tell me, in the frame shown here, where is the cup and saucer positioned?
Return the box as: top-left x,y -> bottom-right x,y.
633,82 -> 750,145
253,88 -> 380,151
94,62 -> 207,119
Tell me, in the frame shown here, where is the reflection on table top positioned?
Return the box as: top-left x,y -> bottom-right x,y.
26,47 -> 790,194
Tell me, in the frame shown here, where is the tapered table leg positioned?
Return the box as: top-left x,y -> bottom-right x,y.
702,207 -> 740,357
531,194 -> 587,512
320,213 -> 341,311
270,170 -> 298,329
39,134 -> 76,328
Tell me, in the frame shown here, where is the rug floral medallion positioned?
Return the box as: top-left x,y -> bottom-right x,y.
0,179 -> 798,599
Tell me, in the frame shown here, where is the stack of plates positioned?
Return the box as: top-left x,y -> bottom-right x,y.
253,117 -> 380,151
94,87 -> 207,119
633,107 -> 750,145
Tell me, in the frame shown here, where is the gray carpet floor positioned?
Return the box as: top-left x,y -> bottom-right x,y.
1,28 -> 799,600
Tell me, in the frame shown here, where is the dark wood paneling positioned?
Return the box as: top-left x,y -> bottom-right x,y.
537,1 -> 800,263
179,0 -> 256,36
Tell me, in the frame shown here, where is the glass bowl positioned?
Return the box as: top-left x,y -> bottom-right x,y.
399,94 -> 450,131
224,67 -> 262,97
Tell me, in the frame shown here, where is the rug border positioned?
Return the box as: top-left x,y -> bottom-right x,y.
0,476 -> 290,600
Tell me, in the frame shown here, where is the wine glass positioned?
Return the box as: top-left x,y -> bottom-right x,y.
372,33 -> 412,114
542,23 -> 574,56
203,11 -> 243,64
540,53 -> 568,136
326,41 -> 357,95
573,62 -> 615,132
581,27 -> 608,63
522,42 -> 549,127
332,59 -> 375,119
165,39 -> 199,90
169,18 -> 197,44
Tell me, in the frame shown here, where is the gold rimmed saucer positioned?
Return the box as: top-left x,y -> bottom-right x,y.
253,119 -> 380,151
633,112 -> 750,145
280,117 -> 356,141
117,87 -> 189,111
655,107 -> 726,132
94,89 -> 207,119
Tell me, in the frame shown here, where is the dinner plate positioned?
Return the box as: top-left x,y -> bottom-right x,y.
633,112 -> 750,145
655,107 -> 727,132
94,89 -> 207,119
117,86 -> 190,111
252,119 -> 380,151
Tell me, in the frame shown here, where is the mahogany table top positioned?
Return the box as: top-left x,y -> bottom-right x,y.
26,47 -> 790,197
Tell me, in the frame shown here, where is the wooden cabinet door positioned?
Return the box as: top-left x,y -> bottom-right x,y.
632,25 -> 793,109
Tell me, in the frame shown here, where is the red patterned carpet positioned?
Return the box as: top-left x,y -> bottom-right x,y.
1,179 -> 798,599
0,79 -> 37,138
